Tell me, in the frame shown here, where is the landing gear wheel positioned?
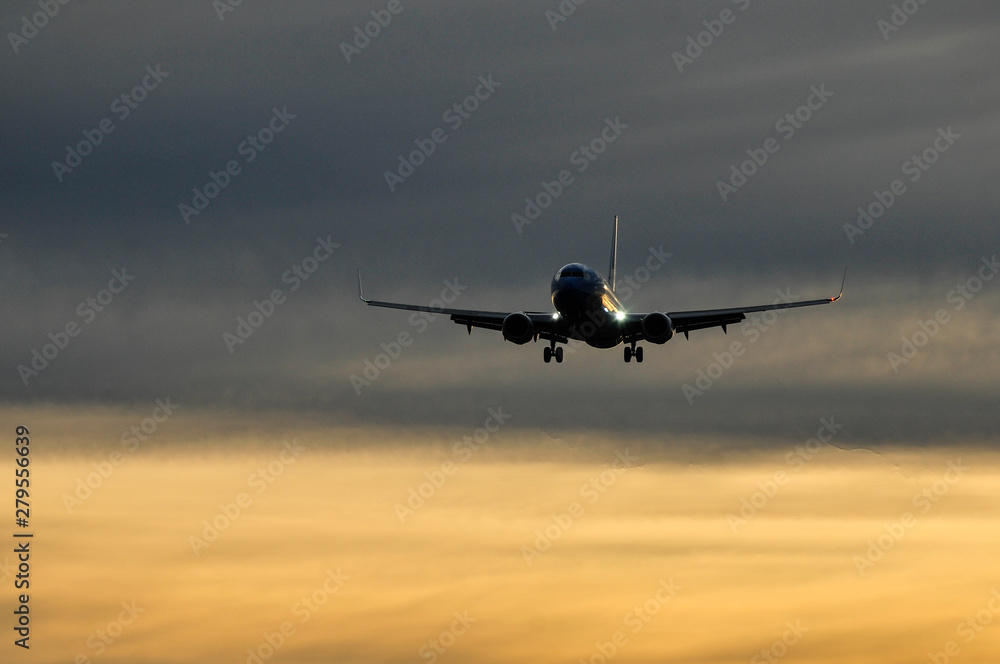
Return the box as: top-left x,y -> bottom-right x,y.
554,347 -> 563,363
543,347 -> 552,363
624,346 -> 632,363
635,346 -> 644,363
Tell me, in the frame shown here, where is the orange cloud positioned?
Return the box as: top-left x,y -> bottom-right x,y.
10,406 -> 1000,663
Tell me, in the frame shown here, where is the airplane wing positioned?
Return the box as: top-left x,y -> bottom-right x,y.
358,269 -> 845,343
357,270 -> 570,342
620,271 -> 846,340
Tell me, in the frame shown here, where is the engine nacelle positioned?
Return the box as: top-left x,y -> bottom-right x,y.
641,312 -> 674,344
502,312 -> 535,345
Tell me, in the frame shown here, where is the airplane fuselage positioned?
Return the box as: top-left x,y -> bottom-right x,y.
550,263 -> 626,348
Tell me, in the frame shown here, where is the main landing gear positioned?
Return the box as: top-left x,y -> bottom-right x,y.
543,342 -> 563,363
624,343 -> 643,363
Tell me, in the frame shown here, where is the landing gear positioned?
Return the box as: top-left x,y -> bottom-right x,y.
543,343 -> 564,363
624,343 -> 643,363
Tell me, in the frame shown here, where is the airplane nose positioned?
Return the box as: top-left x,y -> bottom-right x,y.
552,287 -> 587,320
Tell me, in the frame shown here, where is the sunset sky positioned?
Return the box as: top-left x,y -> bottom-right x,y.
2,1 -> 999,662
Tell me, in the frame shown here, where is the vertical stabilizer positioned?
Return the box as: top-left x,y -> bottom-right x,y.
609,215 -> 619,292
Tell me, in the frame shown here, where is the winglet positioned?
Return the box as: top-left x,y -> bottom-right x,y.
831,266 -> 848,302
357,268 -> 371,303
609,215 -> 619,292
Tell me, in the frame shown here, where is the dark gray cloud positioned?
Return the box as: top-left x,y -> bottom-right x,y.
2,0 -> 998,440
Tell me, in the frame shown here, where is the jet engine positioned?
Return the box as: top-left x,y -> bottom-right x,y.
641,312 -> 674,344
502,312 -> 535,345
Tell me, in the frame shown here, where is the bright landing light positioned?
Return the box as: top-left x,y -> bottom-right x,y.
615,311 -> 626,321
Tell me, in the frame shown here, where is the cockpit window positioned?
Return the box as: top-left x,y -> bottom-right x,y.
560,269 -> 585,279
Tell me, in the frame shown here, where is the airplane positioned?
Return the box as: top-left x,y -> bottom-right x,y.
357,216 -> 844,363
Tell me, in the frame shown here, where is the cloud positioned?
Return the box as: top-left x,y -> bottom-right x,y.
25,408 -> 1000,663
2,2 -> 998,438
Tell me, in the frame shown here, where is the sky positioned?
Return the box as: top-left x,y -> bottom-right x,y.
1,0 -> 998,439
2,1 -> 999,662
